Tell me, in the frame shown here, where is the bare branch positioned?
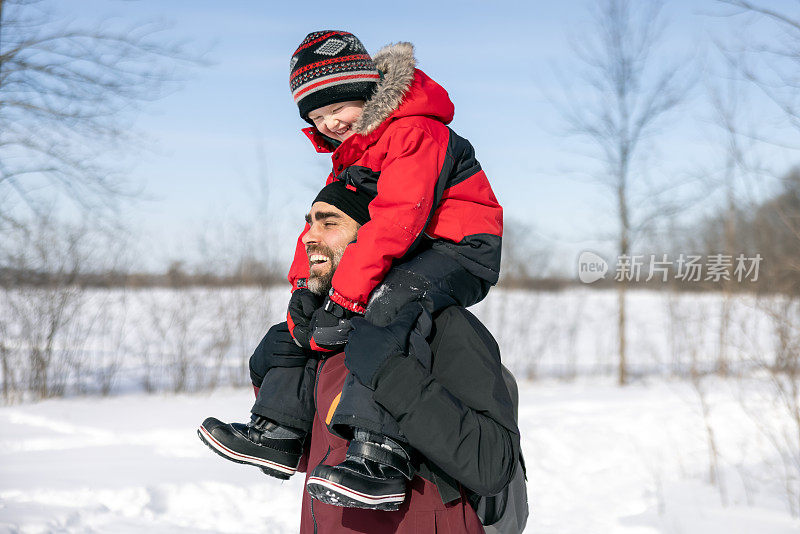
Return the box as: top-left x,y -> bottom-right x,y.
716,0 -> 800,131
0,0 -> 206,220
718,0 -> 800,32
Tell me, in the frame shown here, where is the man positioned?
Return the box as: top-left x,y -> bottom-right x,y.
199,181 -> 520,533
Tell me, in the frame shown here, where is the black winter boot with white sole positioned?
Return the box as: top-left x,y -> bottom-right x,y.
306,429 -> 414,511
197,415 -> 305,480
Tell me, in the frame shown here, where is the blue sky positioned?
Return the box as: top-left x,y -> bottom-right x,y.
40,0 -> 800,273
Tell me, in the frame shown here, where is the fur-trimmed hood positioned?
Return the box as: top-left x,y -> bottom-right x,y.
351,42 -> 454,136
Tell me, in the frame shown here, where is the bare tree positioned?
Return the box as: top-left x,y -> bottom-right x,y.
553,0 -> 692,384
0,0 -> 202,400
0,0 -> 201,222
716,2 -> 800,514
701,57 -> 756,375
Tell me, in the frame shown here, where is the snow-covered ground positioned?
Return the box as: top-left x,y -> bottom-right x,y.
1,287 -> 799,531
1,377 -> 799,533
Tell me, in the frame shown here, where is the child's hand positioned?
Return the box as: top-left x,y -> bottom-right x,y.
307,297 -> 360,352
287,288 -> 324,349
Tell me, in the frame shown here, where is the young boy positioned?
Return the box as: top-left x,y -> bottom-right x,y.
199,31 -> 503,510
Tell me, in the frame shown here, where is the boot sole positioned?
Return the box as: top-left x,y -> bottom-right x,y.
306,475 -> 404,510
197,424 -> 296,480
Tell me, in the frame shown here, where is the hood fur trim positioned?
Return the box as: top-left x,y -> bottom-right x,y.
353,42 -> 417,135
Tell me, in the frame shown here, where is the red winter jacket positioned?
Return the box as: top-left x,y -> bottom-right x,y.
287,42 -> 503,312
299,351 -> 486,533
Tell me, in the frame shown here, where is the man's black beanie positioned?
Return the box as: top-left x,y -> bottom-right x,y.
313,180 -> 374,225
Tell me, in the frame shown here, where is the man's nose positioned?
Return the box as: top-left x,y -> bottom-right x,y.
302,224 -> 319,245
324,117 -> 338,131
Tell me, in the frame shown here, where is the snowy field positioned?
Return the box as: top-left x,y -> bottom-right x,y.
1,287 -> 799,532
1,378 -> 799,533
0,287 -> 783,397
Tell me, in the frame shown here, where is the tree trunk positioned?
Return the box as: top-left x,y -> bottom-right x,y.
0,0 -> 5,82
718,166 -> 736,376
618,157 -> 630,386
618,284 -> 627,385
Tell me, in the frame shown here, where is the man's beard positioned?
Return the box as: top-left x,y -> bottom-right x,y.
306,243 -> 347,296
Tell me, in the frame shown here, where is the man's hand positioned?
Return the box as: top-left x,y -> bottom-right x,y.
343,302 -> 425,389
251,321 -> 315,386
287,288 -> 324,349
308,296 -> 361,352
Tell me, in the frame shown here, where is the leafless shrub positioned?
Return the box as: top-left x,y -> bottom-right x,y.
84,289 -> 130,396
0,301 -> 17,403
144,288 -> 201,393
691,371 -> 729,507
666,289 -> 732,504
0,214 -> 90,399
226,288 -> 274,387
196,293 -> 234,391
737,295 -> 800,516
559,294 -> 586,381
477,289 -> 545,380
135,284 -> 274,393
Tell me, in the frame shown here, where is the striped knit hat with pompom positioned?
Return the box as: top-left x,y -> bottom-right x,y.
290,31 -> 380,120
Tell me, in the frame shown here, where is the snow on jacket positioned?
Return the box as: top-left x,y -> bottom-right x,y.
299,306 -> 520,533
287,42 -> 503,312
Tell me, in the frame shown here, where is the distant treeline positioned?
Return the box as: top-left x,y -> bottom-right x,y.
1,265 -> 794,295
0,264 -> 284,289
500,273 -> 789,294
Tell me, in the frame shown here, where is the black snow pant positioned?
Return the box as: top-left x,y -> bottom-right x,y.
250,247 -> 492,440
250,355 -> 318,433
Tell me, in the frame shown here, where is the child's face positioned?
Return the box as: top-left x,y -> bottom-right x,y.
307,100 -> 364,142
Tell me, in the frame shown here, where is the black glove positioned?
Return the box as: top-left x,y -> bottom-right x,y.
287,288 -> 324,349
343,302 -> 425,389
308,296 -> 361,352
249,321 -> 313,386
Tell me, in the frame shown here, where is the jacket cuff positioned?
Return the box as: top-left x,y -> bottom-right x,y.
329,288 -> 367,314
372,356 -> 429,417
291,278 -> 307,292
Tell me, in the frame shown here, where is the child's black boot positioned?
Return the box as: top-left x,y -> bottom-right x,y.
198,414 -> 305,480
306,429 -> 413,510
